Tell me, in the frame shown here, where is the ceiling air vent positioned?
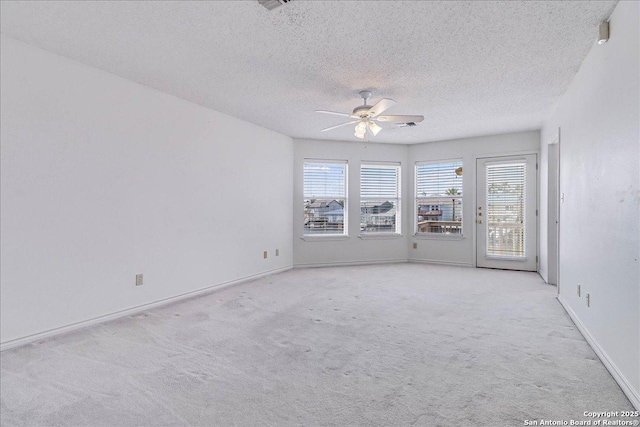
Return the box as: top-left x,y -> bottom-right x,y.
258,0 -> 293,11
397,122 -> 419,127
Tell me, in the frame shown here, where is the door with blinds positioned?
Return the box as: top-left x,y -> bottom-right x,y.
476,155 -> 537,271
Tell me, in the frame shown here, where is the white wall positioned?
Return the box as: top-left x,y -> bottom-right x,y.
0,36 -> 294,346
409,131 -> 540,266
540,0 -> 639,407
293,139 -> 409,267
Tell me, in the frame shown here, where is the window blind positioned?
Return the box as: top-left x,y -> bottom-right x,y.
303,162 -> 347,199
416,162 -> 463,197
360,164 -> 400,234
485,162 -> 526,257
303,161 -> 347,236
415,161 -> 463,235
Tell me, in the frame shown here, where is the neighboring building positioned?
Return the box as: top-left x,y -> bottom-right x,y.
324,208 -> 344,224
418,204 -> 443,220
305,199 -> 342,218
304,199 -> 344,233
418,199 -> 461,222
417,198 -> 462,234
361,201 -> 396,231
361,201 -> 394,215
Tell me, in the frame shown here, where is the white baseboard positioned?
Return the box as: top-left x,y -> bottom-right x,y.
294,259 -> 408,269
0,266 -> 293,352
408,258 -> 474,268
557,296 -> 640,410
294,258 -> 476,269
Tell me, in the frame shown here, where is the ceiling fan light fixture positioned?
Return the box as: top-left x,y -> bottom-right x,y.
354,120 -> 367,138
368,121 -> 382,136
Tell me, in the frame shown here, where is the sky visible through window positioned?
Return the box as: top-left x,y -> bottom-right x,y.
416,162 -> 463,197
303,163 -> 346,198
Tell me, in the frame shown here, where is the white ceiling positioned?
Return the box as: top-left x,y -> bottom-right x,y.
0,0 -> 617,144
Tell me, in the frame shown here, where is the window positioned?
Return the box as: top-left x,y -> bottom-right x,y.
360,163 -> 401,234
303,161 -> 348,235
415,160 -> 463,235
486,161 -> 527,257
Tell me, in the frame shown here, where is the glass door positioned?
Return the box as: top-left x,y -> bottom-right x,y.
476,154 -> 537,271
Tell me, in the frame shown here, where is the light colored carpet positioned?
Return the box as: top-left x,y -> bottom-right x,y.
0,263 -> 633,426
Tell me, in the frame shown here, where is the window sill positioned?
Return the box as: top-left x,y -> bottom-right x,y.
413,233 -> 464,241
358,233 -> 403,240
301,235 -> 350,242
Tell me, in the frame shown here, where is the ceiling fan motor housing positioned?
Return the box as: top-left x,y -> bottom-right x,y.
353,105 -> 372,117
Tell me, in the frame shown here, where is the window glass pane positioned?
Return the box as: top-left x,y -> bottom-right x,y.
360,164 -> 400,234
304,162 -> 347,235
361,200 -> 398,233
486,162 -> 526,257
415,161 -> 463,235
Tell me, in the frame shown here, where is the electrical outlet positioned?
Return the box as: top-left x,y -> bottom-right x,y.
263,251 -> 268,259
135,274 -> 143,286
577,284 -> 581,297
586,293 -> 590,307
275,249 -> 279,256
413,242 -> 418,249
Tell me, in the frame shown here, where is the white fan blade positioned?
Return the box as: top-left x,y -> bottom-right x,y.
375,115 -> 424,123
316,110 -> 357,118
368,98 -> 396,117
321,120 -> 359,132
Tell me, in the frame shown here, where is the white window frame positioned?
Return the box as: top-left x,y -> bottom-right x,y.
359,162 -> 401,237
303,160 -> 348,237
415,159 -> 463,238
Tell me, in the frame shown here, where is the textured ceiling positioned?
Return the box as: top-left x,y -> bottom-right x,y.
0,1 -> 617,144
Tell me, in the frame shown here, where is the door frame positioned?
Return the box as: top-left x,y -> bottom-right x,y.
548,138 -> 560,286
472,151 -> 539,270
555,129 -> 561,295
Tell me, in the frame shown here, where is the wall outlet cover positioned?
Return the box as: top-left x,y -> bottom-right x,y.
135,274 -> 143,286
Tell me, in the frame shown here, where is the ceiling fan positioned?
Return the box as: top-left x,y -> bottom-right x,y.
316,90 -> 424,139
